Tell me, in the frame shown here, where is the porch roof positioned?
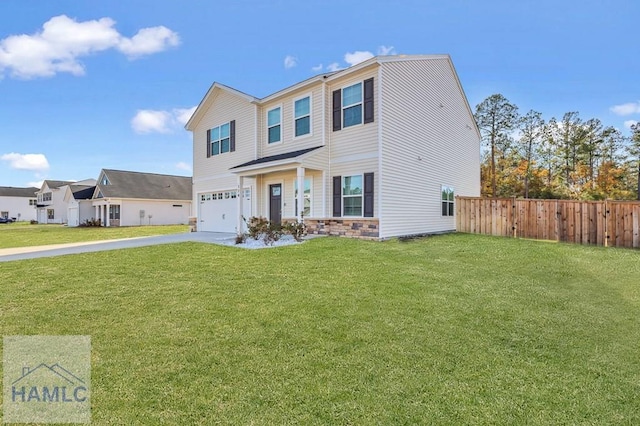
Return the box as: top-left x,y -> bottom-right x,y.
230,146 -> 324,175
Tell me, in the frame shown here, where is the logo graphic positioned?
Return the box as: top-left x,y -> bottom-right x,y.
3,336 -> 91,423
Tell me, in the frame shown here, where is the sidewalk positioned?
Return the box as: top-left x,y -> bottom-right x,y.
0,232 -> 237,262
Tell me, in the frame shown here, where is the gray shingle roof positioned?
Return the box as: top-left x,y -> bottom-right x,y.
44,180 -> 74,189
231,146 -> 323,169
97,169 -> 191,200
70,185 -> 96,200
0,186 -> 38,197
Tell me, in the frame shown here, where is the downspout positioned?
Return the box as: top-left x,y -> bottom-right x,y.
377,64 -> 383,239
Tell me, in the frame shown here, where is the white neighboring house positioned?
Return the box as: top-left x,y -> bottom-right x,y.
90,169 -> 192,226
35,179 -> 96,224
0,186 -> 38,221
186,54 -> 481,239
63,184 -> 97,227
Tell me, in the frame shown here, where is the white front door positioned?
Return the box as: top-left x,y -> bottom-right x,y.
68,207 -> 79,227
199,189 -> 251,232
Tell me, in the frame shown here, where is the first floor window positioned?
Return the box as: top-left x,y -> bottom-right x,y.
442,185 -> 454,216
267,107 -> 281,143
294,178 -> 312,217
343,175 -> 363,216
29,199 -> 36,206
1,211 -> 8,219
47,209 -> 54,220
109,205 -> 120,220
294,96 -> 311,137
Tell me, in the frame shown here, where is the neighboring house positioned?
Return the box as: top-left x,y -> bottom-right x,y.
35,179 -> 96,224
0,186 -> 38,221
91,169 -> 192,226
186,54 -> 481,239
63,185 -> 97,227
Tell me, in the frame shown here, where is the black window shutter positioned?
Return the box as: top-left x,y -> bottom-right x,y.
364,172 -> 374,217
363,77 -> 374,124
332,90 -> 341,131
333,176 -> 342,217
230,120 -> 236,152
206,129 -> 211,158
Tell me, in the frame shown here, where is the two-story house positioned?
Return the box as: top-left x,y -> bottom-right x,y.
186,54 -> 481,239
36,179 -> 96,224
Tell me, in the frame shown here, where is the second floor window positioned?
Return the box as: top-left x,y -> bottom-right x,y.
294,96 -> 311,137
342,83 -> 362,128
210,122 -> 231,155
267,107 -> 281,144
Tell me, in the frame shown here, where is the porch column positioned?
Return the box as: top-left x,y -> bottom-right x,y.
105,204 -> 110,227
94,205 -> 99,222
297,167 -> 305,222
237,175 -> 244,234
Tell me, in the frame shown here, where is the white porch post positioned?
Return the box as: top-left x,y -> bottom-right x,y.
105,203 -> 110,227
297,167 -> 305,222
94,205 -> 98,222
237,175 -> 244,234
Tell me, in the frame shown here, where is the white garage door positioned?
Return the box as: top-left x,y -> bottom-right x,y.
199,189 -> 251,233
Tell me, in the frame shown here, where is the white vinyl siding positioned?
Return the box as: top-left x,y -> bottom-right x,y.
379,58 -> 481,238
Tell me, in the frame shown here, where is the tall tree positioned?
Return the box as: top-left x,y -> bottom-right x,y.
518,110 -> 544,198
474,94 -> 519,197
580,118 -> 604,189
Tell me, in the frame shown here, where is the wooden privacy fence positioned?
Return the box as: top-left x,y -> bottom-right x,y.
456,197 -> 640,249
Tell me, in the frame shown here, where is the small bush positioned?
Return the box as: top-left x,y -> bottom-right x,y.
80,218 -> 102,227
282,220 -> 307,242
235,233 -> 246,244
30,220 -> 38,225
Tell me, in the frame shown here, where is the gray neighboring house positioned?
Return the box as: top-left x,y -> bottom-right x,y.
0,186 -> 38,221
91,169 -> 192,226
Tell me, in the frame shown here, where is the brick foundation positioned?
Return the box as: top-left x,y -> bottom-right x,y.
108,219 -> 120,227
302,218 -> 380,240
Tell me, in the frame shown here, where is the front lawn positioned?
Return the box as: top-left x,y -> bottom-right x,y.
1,234 -> 639,424
0,223 -> 189,249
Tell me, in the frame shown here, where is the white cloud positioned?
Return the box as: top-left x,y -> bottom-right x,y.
27,180 -> 45,188
174,106 -> 197,126
131,106 -> 197,134
311,63 -> 323,72
326,62 -> 342,72
344,50 -> 374,67
624,120 -> 638,129
1,153 -> 50,171
377,45 -> 396,55
131,110 -> 172,134
284,55 -> 297,69
610,101 -> 640,116
0,15 -> 179,79
117,26 -> 179,58
175,161 -> 191,172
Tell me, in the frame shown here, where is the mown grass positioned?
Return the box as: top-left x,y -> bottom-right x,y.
0,223 -> 189,249
1,234 -> 640,424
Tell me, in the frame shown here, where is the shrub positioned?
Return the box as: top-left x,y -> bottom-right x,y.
80,218 -> 102,227
282,220 -> 307,242
30,220 -> 38,225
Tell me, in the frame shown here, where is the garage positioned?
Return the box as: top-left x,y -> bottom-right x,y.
198,188 -> 251,233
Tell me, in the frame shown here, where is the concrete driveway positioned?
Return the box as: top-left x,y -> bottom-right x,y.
0,232 -> 236,262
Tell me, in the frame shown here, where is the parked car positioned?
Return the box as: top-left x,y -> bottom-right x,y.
0,217 -> 14,223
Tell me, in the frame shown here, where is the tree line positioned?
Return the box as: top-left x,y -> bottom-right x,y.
474,94 -> 640,200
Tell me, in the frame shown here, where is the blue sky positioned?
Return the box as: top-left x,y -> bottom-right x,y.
1,0 -> 638,188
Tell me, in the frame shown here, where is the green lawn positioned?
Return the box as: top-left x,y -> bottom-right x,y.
1,234 -> 640,424
0,223 -> 189,249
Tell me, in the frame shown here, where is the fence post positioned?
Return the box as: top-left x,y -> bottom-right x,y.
604,199 -> 608,248
512,196 -> 517,238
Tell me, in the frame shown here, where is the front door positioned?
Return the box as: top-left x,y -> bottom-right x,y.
269,184 -> 282,225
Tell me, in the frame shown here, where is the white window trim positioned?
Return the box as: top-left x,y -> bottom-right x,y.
266,105 -> 283,145
342,82 -> 363,129
342,173 -> 364,217
293,93 -> 313,139
441,185 -> 455,217
294,176 -> 313,218
210,121 -> 232,155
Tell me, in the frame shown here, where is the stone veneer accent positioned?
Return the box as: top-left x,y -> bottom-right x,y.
302,218 -> 380,240
188,216 -> 198,232
108,219 -> 120,227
